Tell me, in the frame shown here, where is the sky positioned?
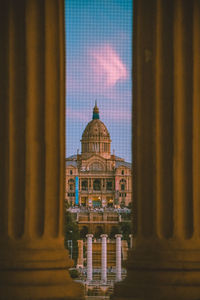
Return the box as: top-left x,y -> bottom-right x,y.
65,0 -> 132,162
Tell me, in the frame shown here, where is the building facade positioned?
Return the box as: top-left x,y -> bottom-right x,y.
65,103 -> 132,208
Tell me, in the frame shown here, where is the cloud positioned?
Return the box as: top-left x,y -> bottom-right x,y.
66,42 -> 131,107
89,44 -> 128,87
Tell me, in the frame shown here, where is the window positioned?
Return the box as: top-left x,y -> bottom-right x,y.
68,179 -> 75,191
106,181 -> 113,191
81,180 -> 88,190
68,193 -> 75,197
93,179 -> 101,191
120,179 -> 126,191
121,170 -> 124,175
70,170 -> 73,175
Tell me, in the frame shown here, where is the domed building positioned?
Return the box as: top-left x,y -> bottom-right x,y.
65,102 -> 132,208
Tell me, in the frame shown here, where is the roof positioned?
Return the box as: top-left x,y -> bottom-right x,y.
66,160 -> 77,168
115,161 -> 132,169
66,154 -> 77,160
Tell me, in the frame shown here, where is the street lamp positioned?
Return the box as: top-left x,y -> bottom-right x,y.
68,230 -> 73,259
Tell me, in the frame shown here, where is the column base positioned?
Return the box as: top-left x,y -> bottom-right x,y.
111,269 -> 200,300
0,268 -> 84,300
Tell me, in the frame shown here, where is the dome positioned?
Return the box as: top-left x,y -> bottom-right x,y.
82,119 -> 110,140
81,103 -> 111,158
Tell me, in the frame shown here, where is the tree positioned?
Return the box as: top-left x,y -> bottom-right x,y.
109,226 -> 120,239
120,222 -> 131,240
64,211 -> 80,264
80,226 -> 88,239
94,226 -> 103,239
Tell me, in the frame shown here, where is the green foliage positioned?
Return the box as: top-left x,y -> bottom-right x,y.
94,226 -> 103,239
64,211 -> 80,264
69,268 -> 79,278
120,198 -> 126,208
120,222 -> 131,240
80,226 -> 88,239
128,201 -> 132,209
109,226 -> 120,239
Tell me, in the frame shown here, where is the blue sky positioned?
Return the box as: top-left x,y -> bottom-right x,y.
65,0 -> 132,162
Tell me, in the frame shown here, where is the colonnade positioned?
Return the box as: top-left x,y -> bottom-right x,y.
86,234 -> 122,283
79,178 -> 115,192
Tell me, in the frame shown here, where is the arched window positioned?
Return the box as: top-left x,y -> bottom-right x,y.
68,179 -> 75,191
120,179 -> 126,191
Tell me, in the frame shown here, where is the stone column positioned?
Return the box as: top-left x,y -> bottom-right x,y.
101,178 -> 103,191
0,0 -> 83,299
91,178 -> 93,192
77,240 -> 84,268
115,234 -> 122,282
101,234 -> 108,283
86,234 -> 93,281
129,234 -> 133,249
112,1 -> 200,299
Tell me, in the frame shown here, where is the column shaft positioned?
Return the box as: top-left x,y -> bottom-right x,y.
77,240 -> 84,268
86,234 -> 93,281
101,234 -> 107,282
115,234 -> 122,282
112,1 -> 200,299
0,1 -> 83,299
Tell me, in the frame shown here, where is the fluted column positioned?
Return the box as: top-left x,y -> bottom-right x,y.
112,1 -> 200,299
101,234 -> 108,283
115,234 -> 122,282
86,234 -> 93,282
0,0 -> 83,299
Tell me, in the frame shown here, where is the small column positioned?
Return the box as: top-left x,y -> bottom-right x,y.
77,240 -> 84,268
129,234 -> 133,249
101,178 -> 103,191
115,234 -> 122,282
86,234 -> 93,282
101,234 -> 108,283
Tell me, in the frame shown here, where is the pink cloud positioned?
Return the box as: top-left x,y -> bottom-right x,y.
89,44 -> 128,87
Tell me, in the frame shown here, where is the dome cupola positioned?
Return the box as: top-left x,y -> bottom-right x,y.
93,100 -> 99,119
81,103 -> 111,159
